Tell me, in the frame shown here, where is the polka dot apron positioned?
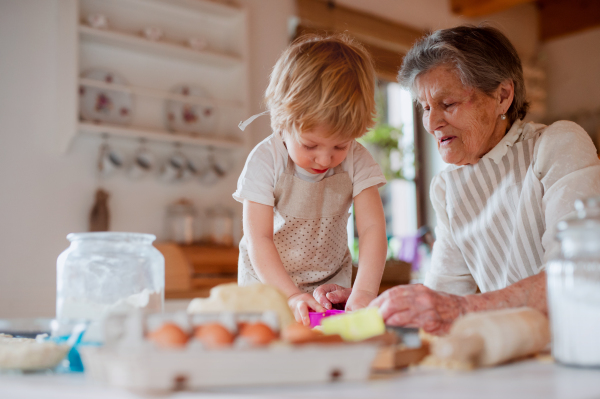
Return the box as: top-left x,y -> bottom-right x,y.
238,156 -> 353,293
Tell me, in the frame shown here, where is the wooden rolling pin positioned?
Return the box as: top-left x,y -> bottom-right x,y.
431,307 -> 550,367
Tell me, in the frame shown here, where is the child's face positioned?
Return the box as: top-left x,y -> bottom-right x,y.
284,125 -> 352,174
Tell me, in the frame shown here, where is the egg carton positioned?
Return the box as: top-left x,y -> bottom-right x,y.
102,310 -> 279,350
80,311 -> 378,392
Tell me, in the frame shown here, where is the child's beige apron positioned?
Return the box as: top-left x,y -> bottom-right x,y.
238,156 -> 353,293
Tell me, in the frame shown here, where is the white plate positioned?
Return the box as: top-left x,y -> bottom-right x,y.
79,69 -> 133,125
165,85 -> 217,136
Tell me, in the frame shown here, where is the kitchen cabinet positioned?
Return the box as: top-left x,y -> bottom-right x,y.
156,242 -> 238,299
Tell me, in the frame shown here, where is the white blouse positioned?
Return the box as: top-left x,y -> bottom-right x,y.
425,120 -> 600,295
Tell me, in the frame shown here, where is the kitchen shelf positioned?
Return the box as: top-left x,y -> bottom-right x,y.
125,0 -> 243,19
79,78 -> 244,108
79,122 -> 243,149
56,0 -> 249,154
79,25 -> 242,68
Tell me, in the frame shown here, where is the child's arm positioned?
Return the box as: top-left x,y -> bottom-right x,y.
347,186 -> 387,310
243,199 -> 325,325
313,186 -> 387,311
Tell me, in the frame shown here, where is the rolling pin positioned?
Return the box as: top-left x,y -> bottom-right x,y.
431,307 -> 550,367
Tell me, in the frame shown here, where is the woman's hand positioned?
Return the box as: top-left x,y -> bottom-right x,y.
288,292 -> 325,326
313,284 -> 352,310
345,289 -> 377,312
370,284 -> 467,335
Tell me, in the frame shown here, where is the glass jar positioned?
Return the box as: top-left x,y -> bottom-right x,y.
204,206 -> 234,246
547,197 -> 600,367
56,232 -> 164,342
165,198 -> 197,245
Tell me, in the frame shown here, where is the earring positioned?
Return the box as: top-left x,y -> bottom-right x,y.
500,114 -> 507,120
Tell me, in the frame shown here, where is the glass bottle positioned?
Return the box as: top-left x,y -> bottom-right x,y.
547,196 -> 600,367
56,232 -> 164,342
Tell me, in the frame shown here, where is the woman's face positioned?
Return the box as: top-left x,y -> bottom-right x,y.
415,66 -> 511,165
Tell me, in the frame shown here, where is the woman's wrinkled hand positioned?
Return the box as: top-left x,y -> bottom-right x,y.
369,284 -> 467,335
313,284 -> 352,310
288,292 -> 325,326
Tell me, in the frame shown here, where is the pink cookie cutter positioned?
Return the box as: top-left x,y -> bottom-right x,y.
308,309 -> 345,328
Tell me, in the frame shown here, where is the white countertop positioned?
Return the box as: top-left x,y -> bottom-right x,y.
1,359 -> 599,399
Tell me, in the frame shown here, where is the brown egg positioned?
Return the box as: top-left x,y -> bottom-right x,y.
195,322 -> 234,349
239,322 -> 277,346
281,322 -> 320,344
147,323 -> 188,348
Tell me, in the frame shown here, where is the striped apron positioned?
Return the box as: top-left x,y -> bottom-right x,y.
443,132 -> 546,292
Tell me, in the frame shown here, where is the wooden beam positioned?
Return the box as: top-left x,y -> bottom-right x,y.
295,24 -> 404,82
296,0 -> 424,54
539,0 -> 600,41
450,0 -> 533,17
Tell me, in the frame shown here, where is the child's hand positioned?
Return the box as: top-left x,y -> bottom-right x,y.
288,292 -> 326,326
345,289 -> 378,312
313,284 -> 352,310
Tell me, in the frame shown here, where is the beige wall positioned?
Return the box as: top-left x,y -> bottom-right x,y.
542,27 -> 600,145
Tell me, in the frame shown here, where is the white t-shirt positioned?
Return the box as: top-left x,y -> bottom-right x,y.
233,133 -> 386,206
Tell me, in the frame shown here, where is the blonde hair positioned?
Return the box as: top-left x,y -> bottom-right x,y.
265,34 -> 376,140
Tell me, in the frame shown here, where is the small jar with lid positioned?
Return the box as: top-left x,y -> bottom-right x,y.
204,206 -> 234,246
165,198 -> 198,245
547,196 -> 600,367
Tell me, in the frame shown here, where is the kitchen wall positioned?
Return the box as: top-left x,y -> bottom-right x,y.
0,0 -> 295,318
1,0 -> 598,318
542,27 -> 600,145
337,0 -> 539,59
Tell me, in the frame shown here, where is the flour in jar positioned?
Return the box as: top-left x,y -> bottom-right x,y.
548,277 -> 600,366
59,289 -> 162,342
59,289 -> 162,320
0,334 -> 70,371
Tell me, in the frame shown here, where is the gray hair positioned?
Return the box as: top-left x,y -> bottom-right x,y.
398,25 -> 529,125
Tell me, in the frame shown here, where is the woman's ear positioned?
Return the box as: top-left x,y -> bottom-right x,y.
497,79 -> 515,115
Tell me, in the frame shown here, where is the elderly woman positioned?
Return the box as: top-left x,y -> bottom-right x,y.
315,25 -> 600,334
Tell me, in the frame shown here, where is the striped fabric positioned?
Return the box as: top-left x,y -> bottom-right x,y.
444,133 -> 545,292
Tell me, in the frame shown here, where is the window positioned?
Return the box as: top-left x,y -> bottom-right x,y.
382,80 -> 418,238
349,79 -> 419,261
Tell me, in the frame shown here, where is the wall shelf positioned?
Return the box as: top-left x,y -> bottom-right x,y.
79,25 -> 242,68
127,0 -> 243,19
79,122 -> 243,149
79,78 -> 244,108
56,0 -> 249,154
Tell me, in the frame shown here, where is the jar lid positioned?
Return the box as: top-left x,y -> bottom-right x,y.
206,205 -> 233,217
167,198 -> 196,215
557,196 -> 600,233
